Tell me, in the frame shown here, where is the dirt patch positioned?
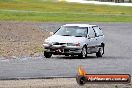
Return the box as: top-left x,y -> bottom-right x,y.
0,21 -> 50,57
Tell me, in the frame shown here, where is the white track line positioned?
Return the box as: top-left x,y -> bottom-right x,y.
61,0 -> 132,7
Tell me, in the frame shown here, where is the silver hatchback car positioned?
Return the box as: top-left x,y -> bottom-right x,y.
43,24 -> 105,58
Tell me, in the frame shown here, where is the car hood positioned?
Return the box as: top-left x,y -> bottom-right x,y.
45,35 -> 85,43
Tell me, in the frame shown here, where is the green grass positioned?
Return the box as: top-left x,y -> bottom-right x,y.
0,0 -> 132,22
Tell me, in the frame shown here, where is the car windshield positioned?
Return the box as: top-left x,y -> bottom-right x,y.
54,26 -> 87,37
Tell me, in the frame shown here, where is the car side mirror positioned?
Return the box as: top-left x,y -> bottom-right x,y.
50,32 -> 54,36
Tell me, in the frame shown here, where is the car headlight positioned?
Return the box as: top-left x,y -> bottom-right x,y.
44,39 -> 51,44
67,43 -> 80,46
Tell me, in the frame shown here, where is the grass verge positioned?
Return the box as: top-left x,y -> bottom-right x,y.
0,0 -> 132,22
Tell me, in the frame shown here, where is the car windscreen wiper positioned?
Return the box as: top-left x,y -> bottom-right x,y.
62,35 -> 71,36
75,35 -> 83,37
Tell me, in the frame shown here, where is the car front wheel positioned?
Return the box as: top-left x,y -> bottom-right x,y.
44,51 -> 52,58
78,46 -> 87,58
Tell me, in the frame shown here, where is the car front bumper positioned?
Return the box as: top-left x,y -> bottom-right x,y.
43,44 -> 82,55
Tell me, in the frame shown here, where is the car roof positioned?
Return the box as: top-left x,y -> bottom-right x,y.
63,24 -> 97,27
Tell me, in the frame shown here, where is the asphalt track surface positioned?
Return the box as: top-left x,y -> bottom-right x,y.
0,23 -> 132,79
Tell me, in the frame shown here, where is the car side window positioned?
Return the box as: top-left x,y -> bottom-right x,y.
88,27 -> 95,38
93,26 -> 103,37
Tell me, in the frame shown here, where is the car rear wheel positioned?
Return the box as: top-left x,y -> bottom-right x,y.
78,46 -> 87,58
96,46 -> 104,57
44,51 -> 52,58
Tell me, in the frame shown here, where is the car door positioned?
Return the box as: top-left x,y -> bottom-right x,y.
92,26 -> 104,46
87,27 -> 97,53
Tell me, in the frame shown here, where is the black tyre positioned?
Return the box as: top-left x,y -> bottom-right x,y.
78,46 -> 87,58
44,51 -> 52,58
76,76 -> 86,85
96,46 -> 104,57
